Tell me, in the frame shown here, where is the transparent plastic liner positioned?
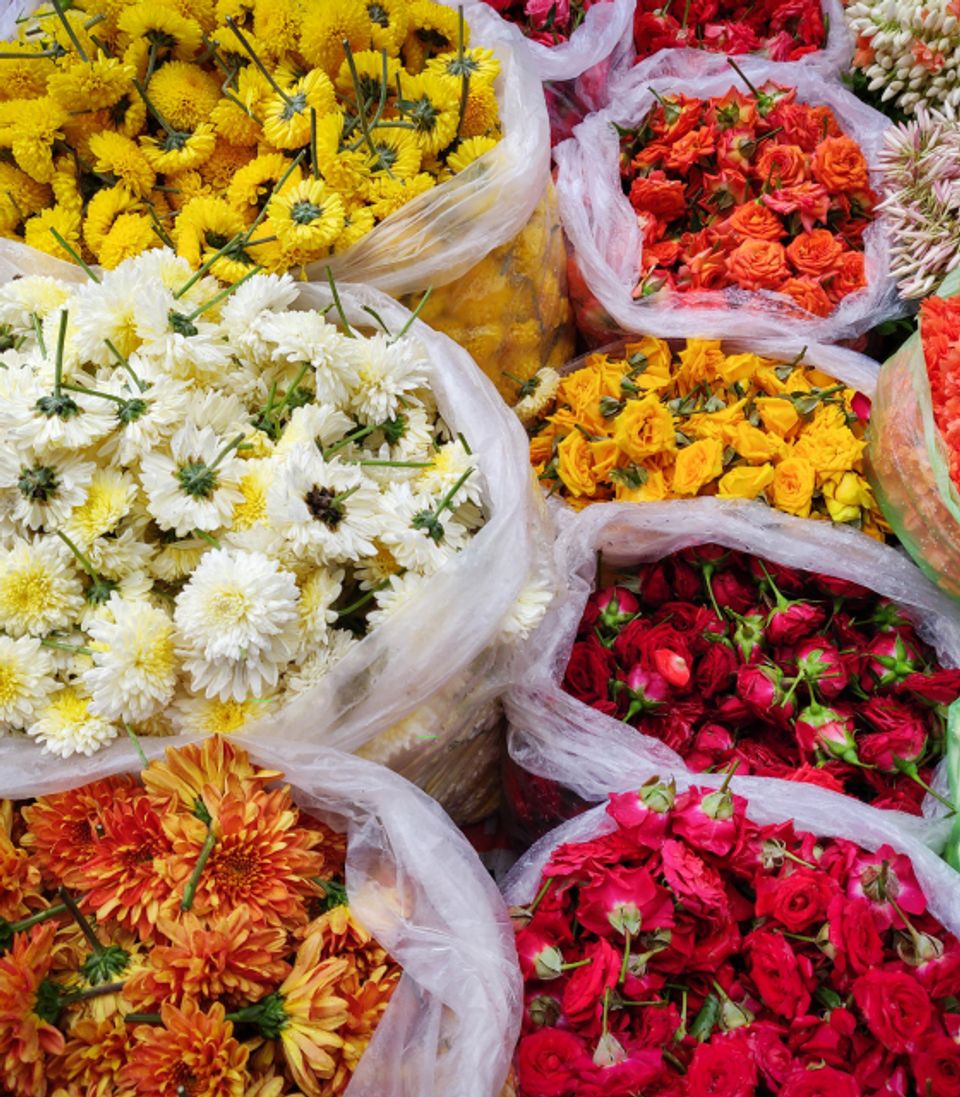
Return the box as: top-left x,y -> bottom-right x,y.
503,497 -> 960,845
0,240 -> 547,824
555,52 -> 905,345
0,732 -> 522,1097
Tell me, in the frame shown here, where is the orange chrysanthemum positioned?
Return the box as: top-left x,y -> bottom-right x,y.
119,998 -> 250,1097
319,963 -> 401,1096
78,794 -> 174,941
162,779 -> 322,928
0,923 -> 65,1097
0,830 -> 44,922
125,908 -> 290,1010
20,775 -> 138,889
141,735 -> 280,814
52,1015 -> 135,1097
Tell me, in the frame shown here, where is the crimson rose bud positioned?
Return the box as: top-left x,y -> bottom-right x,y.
711,568 -> 756,614
686,1032 -> 758,1097
596,585 -> 640,631
766,599 -> 827,646
863,632 -> 923,690
794,701 -> 859,763
696,643 -> 738,698
654,648 -> 691,688
859,725 -> 926,773
563,637 -> 615,708
853,969 -> 933,1053
516,1028 -> 588,1097
736,663 -> 781,710
637,561 -> 672,606
911,1036 -> 960,1097
794,637 -> 848,699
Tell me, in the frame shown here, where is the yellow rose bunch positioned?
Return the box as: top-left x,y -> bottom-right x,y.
0,0 -> 503,278
525,336 -> 889,538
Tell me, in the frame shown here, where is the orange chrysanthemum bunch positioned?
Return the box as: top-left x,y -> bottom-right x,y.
920,294 -> 960,491
0,0 -> 503,278
0,736 -> 401,1097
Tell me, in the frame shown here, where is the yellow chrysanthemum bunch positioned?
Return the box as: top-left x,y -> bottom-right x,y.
0,0 -> 503,276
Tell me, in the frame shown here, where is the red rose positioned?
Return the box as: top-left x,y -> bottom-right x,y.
809,573 -> 869,598
912,1036 -> 960,1097
671,788 -> 741,856
516,912 -> 574,980
575,1050 -> 665,1096
863,632 -> 923,690
686,1033 -> 758,1097
695,644 -> 738,698
516,1027 -> 588,1097
606,784 -> 673,844
745,930 -> 812,1019
749,1022 -> 795,1089
563,637 -> 615,709
637,562 -> 673,606
848,844 -> 926,921
827,897 -> 884,978
576,865 -> 675,938
757,867 -> 838,932
710,568 -> 755,614
853,969 -> 933,1052
858,725 -> 927,772
766,600 -> 827,646
687,722 -> 735,770
595,586 -> 640,632
780,1065 -> 861,1097
794,702 -> 858,762
736,663 -> 780,710
793,637 -> 848,699
629,173 -> 688,221
660,837 -> 728,915
897,668 -> 960,704
561,938 -> 621,1023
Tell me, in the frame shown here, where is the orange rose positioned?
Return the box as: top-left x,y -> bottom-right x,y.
786,229 -> 844,277
628,174 -> 687,221
812,136 -> 869,193
754,144 -> 807,188
779,277 -> 834,317
726,203 -> 785,242
665,126 -> 716,173
825,250 -> 866,302
689,245 -> 730,290
727,238 -> 789,290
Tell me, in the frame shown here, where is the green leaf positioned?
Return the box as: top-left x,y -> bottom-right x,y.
689,992 -> 720,1042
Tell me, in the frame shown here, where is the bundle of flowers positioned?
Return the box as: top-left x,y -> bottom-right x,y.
509,779 -> 960,1097
0,247 -> 505,760
561,544 -> 960,814
0,736 -> 402,1097
919,291 -> 960,492
846,0 -> 960,117
520,335 -> 886,536
619,77 -> 875,313
632,0 -> 828,64
0,0 -> 505,277
478,0 -> 613,47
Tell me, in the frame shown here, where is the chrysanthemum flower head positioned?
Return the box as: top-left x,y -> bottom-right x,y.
367,0 -> 411,54
403,0 -> 466,72
426,46 -> 499,87
143,734 -> 279,809
175,195 -> 257,283
0,536 -> 84,638
118,3 -> 205,62
298,0 -> 374,76
0,163 -> 51,236
396,71 -> 460,156
24,204 -> 81,259
0,634 -> 56,735
269,177 -> 346,259
28,684 -> 119,759
88,131 -> 157,198
52,1015 -> 135,1097
364,126 -> 423,181
140,121 -> 217,174
0,829 -> 44,923
263,70 -> 338,151
447,135 -> 498,175
199,139 -> 257,193
47,55 -> 135,114
150,60 -> 223,131
227,152 -> 303,216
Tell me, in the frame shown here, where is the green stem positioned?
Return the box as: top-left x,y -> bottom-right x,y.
52,0 -> 88,62
63,980 -> 125,1003
224,16 -> 291,103
49,228 -> 100,282
209,432 -> 246,473
434,465 -> 474,519
131,78 -> 179,138
716,758 -> 740,795
455,6 -> 470,139
61,381 -> 127,405
528,876 -> 553,916
41,637 -> 93,656
54,529 -> 99,580
193,528 -> 222,549
53,309 -> 68,394
241,150 -> 305,246
324,424 -> 378,460
619,929 -> 632,985
726,57 -> 762,100
181,827 -> 217,911
7,904 -> 67,934
124,1012 -> 162,1024
174,233 -> 245,299
105,339 -> 146,392
57,887 -> 103,955
324,267 -> 354,337
336,580 -> 389,619
123,721 -> 149,770
392,287 -> 433,342
186,266 -> 264,322
356,459 -> 434,468
31,312 -> 46,358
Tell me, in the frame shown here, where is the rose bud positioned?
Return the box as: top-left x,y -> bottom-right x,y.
637,562 -> 672,607
691,722 -> 735,760
794,701 -> 859,763
849,844 -> 926,923
766,598 -> 827,647
737,663 -> 787,713
653,648 -> 691,689
563,637 -> 617,709
671,784 -> 743,856
732,607 -> 767,661
618,663 -> 670,721
851,391 -> 872,422
596,586 -> 640,632
809,572 -> 870,600
516,913 -> 573,981
794,637 -> 849,700
607,780 -> 674,844
750,557 -> 806,594
696,643 -> 739,698
863,632 -> 923,690
711,568 -> 756,614
576,865 -> 675,938
669,557 -> 702,601
525,992 -> 561,1028
896,668 -> 960,705
715,693 -> 752,723
865,600 -> 914,632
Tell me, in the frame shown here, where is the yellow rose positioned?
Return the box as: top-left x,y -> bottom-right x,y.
808,403 -> 848,432
756,397 -> 800,439
771,455 -> 816,517
793,426 -> 865,479
717,352 -> 768,385
685,399 -> 747,441
590,438 -> 620,483
557,429 -> 603,497
615,467 -> 668,502
625,336 -> 672,376
671,438 -> 725,496
821,472 -> 861,523
805,367 -> 839,388
676,339 -> 725,393
529,427 -> 556,469
717,463 -> 775,499
729,421 -> 784,463
613,394 -> 676,463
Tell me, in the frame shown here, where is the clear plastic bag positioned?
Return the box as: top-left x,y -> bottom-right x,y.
405,183 -> 575,403
555,54 -> 904,345
0,731 -> 522,1097
0,240 -> 547,825
503,497 -> 960,845
460,0 -> 636,83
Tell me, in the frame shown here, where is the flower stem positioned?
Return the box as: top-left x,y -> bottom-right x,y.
123,721 -> 149,770
8,904 -> 67,933
528,876 -> 554,916
726,57 -> 762,100
104,339 -> 146,391
181,827 -> 217,911
619,929 -> 632,985
53,308 -> 68,395
31,312 -> 47,358
56,887 -> 103,955
324,267 -> 354,337
716,758 -> 740,795
52,0 -> 89,62
49,228 -> 100,282
185,266 -> 264,322
241,151 -> 306,247
41,637 -> 93,656
174,233 -> 245,299
63,980 -> 125,1003
124,1012 -> 162,1024
336,580 -> 389,619
54,529 -> 99,580
392,287 -> 433,342
225,16 -> 291,104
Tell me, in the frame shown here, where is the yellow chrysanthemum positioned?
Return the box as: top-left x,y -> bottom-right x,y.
426,46 -> 500,86
364,127 -> 422,180
0,49 -> 55,103
367,172 -> 435,220
175,195 -> 257,281
50,156 -> 84,218
199,139 -> 257,191
446,135 -> 497,174
396,71 -> 460,155
335,205 -> 376,252
3,98 -> 67,184
334,49 -> 402,105
83,185 -> 143,255
403,0 -> 465,72
140,122 -> 217,172
106,90 -> 149,139
162,170 -> 215,211
99,213 -> 158,268
0,164 -> 51,236
269,177 -> 346,256
46,55 -> 134,113
459,80 -> 500,139
216,0 -> 255,24
117,3 -> 204,61
162,0 -> 218,34
148,60 -> 223,131
24,206 -> 83,262
62,108 -> 117,164
89,131 -> 157,197
253,0 -> 304,59
46,9 -> 98,62
321,148 -> 371,197
366,0 -> 410,54
263,70 -> 339,150
227,151 -> 302,215
298,0 -> 374,76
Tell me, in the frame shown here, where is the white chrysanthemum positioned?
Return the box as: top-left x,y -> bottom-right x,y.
84,525 -> 156,580
170,691 -> 274,735
366,571 -> 428,628
140,422 -> 244,536
96,375 -> 193,466
128,248 -> 217,303
78,570 -> 154,631
28,685 -> 118,758
297,566 -> 344,645
220,272 -> 299,362
83,595 -> 178,721
346,333 -> 431,424
354,541 -> 403,589
500,575 -> 555,640
267,446 -> 382,562
61,467 -> 138,547
416,439 -> 482,506
0,277 -> 72,333
174,547 -> 301,700
227,458 -> 274,534
0,537 -> 84,637
39,307 -> 84,381
514,368 -> 561,424
70,268 -> 174,367
274,403 -> 354,457
186,390 -> 251,436
283,629 -> 358,695
137,315 -> 233,386
377,481 -> 468,573
9,374 -> 116,454
0,445 -> 95,532
257,310 -> 358,405
0,635 -> 56,732
148,533 -> 210,582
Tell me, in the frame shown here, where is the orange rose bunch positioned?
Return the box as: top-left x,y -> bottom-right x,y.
622,76 -> 877,316
0,737 -> 401,1097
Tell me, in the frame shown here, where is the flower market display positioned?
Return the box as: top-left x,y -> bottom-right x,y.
521,336 -> 884,532
506,777 -> 960,1097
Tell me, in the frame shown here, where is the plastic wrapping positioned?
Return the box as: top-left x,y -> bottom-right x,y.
405,184 -> 575,403
1,732 -> 522,1097
461,0 -> 636,83
555,53 -> 903,345
504,498 -> 960,845
0,239 -> 546,825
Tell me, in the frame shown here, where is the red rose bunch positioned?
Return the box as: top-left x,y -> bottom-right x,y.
561,546 -> 960,814
513,782 -> 960,1097
620,78 -> 876,314
633,0 -> 828,64
481,0 -> 609,46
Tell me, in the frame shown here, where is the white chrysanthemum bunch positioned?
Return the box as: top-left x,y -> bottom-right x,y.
846,0 -> 960,115
878,104 -> 960,298
0,249 -> 488,758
